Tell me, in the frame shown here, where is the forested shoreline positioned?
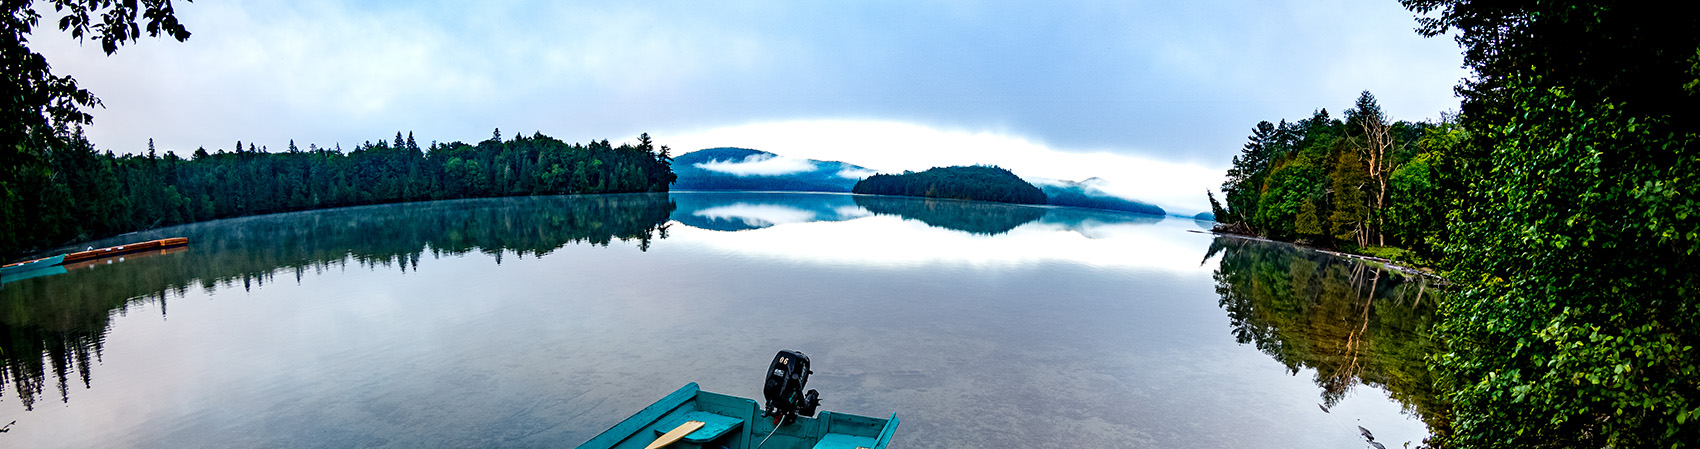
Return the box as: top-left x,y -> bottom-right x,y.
1,129 -> 676,261
1213,1 -> 1700,447
1210,91 -> 1457,266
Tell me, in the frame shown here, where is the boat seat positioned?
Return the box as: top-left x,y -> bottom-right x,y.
653,411 -> 742,443
811,433 -> 878,449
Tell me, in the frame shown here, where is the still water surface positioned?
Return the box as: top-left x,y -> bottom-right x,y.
0,192 -> 1441,448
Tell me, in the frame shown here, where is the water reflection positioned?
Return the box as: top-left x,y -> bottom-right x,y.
0,194 -> 674,410
853,195 -> 1046,235
670,192 -> 1167,238
1037,206 -> 1166,238
670,192 -> 866,231
1205,235 -> 1451,439
663,193 -> 1197,273
0,192 -> 1439,448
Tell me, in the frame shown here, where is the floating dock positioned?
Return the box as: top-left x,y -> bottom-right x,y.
60,237 -> 189,264
1,237 -> 190,283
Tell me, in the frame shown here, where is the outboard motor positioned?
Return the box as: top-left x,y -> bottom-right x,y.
762,349 -> 820,424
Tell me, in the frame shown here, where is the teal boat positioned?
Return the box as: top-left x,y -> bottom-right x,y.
576,351 -> 898,449
1,254 -> 66,280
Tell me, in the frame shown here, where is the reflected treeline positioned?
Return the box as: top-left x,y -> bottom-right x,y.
665,192 -> 1169,236
1037,206 -> 1165,236
0,193 -> 675,410
1204,236 -> 1451,440
853,195 -> 1047,235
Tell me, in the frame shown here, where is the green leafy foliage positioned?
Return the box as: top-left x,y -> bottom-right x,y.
851,165 -> 1047,205
1397,1 -> 1700,447
1438,79 -> 1700,448
1214,98 -> 1449,255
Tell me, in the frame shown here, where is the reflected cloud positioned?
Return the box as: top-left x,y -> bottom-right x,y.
668,191 -> 1175,240
666,213 -> 1212,275
832,205 -> 872,220
669,192 -> 862,232
691,203 -> 818,229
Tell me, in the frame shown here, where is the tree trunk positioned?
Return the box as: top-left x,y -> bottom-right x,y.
1359,117 -> 1393,247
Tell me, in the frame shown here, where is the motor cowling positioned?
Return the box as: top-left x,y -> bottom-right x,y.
762,349 -> 820,422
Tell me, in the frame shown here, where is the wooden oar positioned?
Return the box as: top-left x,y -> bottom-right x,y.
645,420 -> 705,449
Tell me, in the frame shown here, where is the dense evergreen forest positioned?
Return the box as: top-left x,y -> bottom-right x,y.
852,165 -> 1047,205
1212,1 -> 1700,446
0,128 -> 676,260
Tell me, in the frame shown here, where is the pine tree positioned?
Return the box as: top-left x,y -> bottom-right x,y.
1328,149 -> 1369,247
1296,199 -> 1323,241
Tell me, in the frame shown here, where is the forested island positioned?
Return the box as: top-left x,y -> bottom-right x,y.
1212,1 -> 1700,447
1,129 -> 676,260
851,165 -> 1046,205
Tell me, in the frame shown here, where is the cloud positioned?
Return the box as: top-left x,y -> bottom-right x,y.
836,168 -> 878,179
695,153 -> 818,177
31,0 -> 1464,174
1025,177 -> 1072,188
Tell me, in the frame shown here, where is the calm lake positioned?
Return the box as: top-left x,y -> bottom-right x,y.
0,192 -> 1443,448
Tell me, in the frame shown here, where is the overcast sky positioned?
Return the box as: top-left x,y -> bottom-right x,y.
34,0 -> 1465,213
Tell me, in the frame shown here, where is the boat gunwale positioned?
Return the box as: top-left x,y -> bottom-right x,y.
574,382 -> 898,449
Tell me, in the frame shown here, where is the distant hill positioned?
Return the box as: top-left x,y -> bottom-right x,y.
852,166 -> 1047,205
677,148 -> 1178,216
1036,178 -> 1166,216
673,147 -> 872,192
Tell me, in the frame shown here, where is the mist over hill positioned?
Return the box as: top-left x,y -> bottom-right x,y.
673,147 -> 1171,217
672,147 -> 873,192
1032,177 -> 1166,216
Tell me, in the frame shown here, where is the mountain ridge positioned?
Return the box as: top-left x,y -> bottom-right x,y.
672,147 -> 1169,217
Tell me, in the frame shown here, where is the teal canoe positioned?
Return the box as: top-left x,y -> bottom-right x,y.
0,254 -> 66,278
575,383 -> 898,449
